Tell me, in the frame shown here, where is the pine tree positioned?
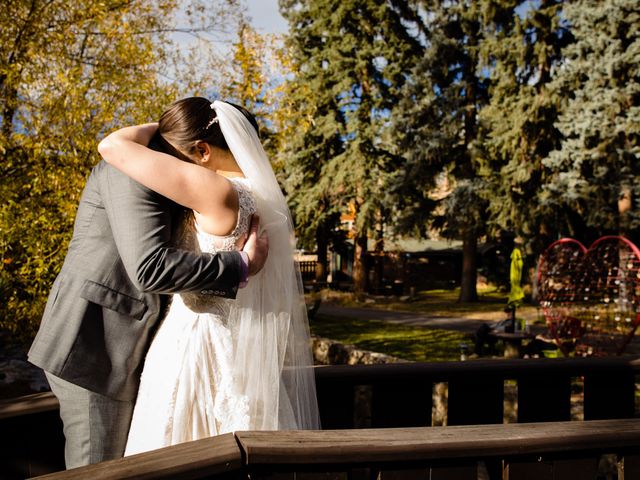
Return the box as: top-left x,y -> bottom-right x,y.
280,0 -> 422,293
278,1 -> 347,283
543,0 -> 640,243
393,0 -> 489,302
478,0 -> 571,255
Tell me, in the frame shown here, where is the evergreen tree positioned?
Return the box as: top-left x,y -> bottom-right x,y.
542,0 -> 640,243
280,0 -> 422,293
277,52 -> 345,282
393,0 -> 489,302
478,0 -> 572,255
278,1 -> 347,283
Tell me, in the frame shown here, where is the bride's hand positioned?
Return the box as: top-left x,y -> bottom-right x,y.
242,215 -> 269,276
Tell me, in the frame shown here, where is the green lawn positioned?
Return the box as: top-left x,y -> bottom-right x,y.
307,286 -> 541,362
309,313 -> 473,362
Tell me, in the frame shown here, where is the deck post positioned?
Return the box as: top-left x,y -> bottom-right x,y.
517,375 -> 571,423
584,371 -> 635,420
371,381 -> 432,428
448,376 -> 503,425
618,454 -> 640,480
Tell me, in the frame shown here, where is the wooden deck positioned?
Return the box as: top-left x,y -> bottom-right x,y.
2,356 -> 640,479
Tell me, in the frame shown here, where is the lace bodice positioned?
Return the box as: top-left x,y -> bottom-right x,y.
179,177 -> 256,314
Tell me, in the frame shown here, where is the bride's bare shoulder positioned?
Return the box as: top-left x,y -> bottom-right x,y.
194,177 -> 240,237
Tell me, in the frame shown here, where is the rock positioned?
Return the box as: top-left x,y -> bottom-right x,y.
311,335 -> 408,365
312,336 -> 332,365
0,329 -> 49,399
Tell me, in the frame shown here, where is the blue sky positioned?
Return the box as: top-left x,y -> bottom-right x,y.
246,0 -> 288,34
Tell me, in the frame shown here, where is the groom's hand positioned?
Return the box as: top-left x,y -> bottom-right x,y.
243,215 -> 269,276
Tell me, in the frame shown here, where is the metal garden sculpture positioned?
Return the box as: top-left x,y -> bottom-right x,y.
536,236 -> 640,356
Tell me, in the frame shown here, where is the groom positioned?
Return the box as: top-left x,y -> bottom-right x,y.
28,154 -> 268,469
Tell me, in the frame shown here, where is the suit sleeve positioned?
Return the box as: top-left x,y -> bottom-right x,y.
98,161 -> 241,297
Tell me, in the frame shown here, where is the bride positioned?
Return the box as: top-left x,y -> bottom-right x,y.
98,98 -> 320,454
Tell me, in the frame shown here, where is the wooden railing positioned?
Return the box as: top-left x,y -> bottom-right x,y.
24,419 -> 640,480
314,356 -> 640,428
1,356 -> 639,479
296,260 -> 317,283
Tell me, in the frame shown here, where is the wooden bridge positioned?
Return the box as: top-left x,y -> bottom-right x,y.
2,356 -> 640,479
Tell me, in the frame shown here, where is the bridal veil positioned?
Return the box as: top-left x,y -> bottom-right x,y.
212,101 -> 320,430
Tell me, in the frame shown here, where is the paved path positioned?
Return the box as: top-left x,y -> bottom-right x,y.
316,304 -> 547,335
316,304 -> 640,355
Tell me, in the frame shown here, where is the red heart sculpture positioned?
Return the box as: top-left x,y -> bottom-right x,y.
536,236 -> 640,356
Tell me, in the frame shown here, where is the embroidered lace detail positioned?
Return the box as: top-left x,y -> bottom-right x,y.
196,177 -> 256,253
179,178 -> 256,314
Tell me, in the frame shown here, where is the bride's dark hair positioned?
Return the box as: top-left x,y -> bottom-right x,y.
155,96 -> 259,163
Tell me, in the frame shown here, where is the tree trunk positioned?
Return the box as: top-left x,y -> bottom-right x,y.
372,212 -> 384,292
315,225 -> 328,284
459,227 -> 478,302
1,86 -> 17,140
353,230 -> 368,297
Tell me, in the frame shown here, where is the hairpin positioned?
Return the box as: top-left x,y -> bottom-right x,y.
204,102 -> 219,129
206,116 -> 219,129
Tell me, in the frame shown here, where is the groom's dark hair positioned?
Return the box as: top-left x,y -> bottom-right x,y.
154,97 -> 259,164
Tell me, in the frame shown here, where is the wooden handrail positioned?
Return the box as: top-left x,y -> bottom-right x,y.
313,355 -> 640,428
0,391 -> 58,420
314,355 -> 640,382
236,419 -> 640,465
4,356 -> 640,479
30,420 -> 640,479
2,356 -> 638,431
31,433 -> 242,480
3,356 -> 638,420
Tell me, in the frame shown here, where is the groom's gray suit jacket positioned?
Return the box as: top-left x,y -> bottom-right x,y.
28,160 -> 242,401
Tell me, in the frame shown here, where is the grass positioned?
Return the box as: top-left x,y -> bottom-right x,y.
306,285 -> 544,362
309,313 -> 472,362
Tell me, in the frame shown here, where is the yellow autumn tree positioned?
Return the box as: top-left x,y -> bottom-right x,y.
226,23 -> 267,109
0,0 -> 244,342
223,24 -> 318,183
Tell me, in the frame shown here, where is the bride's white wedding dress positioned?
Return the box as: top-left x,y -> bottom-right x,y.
124,177 -> 256,456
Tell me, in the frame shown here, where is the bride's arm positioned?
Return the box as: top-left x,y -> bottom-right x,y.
98,124 -> 237,230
